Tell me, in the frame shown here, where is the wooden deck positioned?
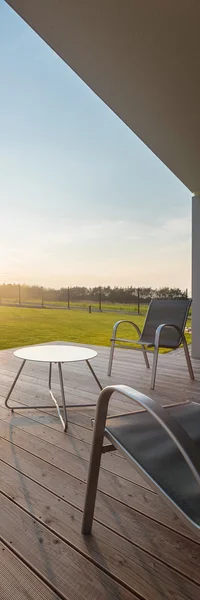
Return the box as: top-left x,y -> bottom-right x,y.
0,342 -> 200,600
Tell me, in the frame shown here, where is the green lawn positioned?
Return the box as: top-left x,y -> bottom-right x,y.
0,306 -> 191,352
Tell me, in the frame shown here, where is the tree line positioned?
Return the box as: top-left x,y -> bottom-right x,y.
0,284 -> 188,304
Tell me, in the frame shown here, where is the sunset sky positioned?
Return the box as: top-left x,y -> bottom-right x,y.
0,1 -> 191,290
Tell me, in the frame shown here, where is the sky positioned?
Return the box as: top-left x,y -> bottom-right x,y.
0,1 -> 191,291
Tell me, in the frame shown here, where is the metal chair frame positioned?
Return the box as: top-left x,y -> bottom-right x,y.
108,300 -> 194,389
82,385 -> 200,536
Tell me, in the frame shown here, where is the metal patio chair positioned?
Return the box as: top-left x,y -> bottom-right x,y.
82,385 -> 200,536
108,298 -> 194,389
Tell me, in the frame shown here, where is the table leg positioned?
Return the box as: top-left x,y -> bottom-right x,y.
49,358 -> 102,419
48,362 -> 68,431
49,360 -> 102,416
5,359 -> 26,410
58,362 -> 68,432
86,360 -> 102,390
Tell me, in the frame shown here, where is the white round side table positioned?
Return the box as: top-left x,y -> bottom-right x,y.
5,344 -> 102,432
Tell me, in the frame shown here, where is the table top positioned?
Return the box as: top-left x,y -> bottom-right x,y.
14,344 -> 97,363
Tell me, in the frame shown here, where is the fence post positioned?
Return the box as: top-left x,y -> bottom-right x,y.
41,286 -> 44,308
19,284 -> 21,306
68,287 -> 70,309
99,288 -> 102,312
137,288 -> 140,315
89,305 -> 91,313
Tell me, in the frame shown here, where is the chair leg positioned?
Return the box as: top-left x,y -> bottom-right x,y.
108,340 -> 115,376
182,336 -> 194,380
81,420 -> 105,534
142,345 -> 150,369
49,362 -> 52,389
151,346 -> 159,390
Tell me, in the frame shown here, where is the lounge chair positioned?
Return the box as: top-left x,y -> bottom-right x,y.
81,385 -> 200,536
108,298 -> 194,389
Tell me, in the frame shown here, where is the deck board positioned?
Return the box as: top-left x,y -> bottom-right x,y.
0,542 -> 62,600
1,453 -> 200,582
0,492 -> 199,600
0,494 -> 139,600
0,342 -> 200,599
1,433 -> 194,539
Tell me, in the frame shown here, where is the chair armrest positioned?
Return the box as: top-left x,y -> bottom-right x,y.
154,323 -> 183,349
111,320 -> 141,341
94,385 -> 200,484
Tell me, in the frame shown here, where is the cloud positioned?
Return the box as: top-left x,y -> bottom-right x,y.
162,216 -> 190,236
42,215 -> 190,250
42,219 -> 132,247
0,212 -> 191,288
145,216 -> 190,239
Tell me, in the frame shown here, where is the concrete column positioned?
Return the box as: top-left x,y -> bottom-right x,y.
192,194 -> 200,358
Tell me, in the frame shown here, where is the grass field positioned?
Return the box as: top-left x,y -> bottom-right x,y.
0,305 -> 191,352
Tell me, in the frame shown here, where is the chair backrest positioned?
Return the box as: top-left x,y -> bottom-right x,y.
141,298 -> 191,347
105,401 -> 200,530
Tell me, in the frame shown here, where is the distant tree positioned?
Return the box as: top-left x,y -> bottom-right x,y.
0,283 -> 186,305
156,287 -> 185,299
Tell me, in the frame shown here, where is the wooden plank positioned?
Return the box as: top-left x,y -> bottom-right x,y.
0,418 -> 148,488
0,373 -> 143,414
0,388 -> 135,418
0,342 -> 193,364
1,460 -> 200,590
0,343 -> 199,413
0,405 -> 94,445
0,346 -> 198,394
17,359 -> 197,391
1,409 -> 199,542
0,343 -> 200,600
0,428 -> 155,512
0,356 -> 191,379
0,405 -> 115,455
0,436 -> 171,529
0,367 -> 98,400
0,542 -> 63,600
0,494 -> 140,600
1,435 -> 199,554
0,401 -> 118,447
0,397 -> 101,434
0,367 -> 199,414
0,376 -> 143,416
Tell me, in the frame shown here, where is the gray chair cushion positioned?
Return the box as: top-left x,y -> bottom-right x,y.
105,402 -> 200,525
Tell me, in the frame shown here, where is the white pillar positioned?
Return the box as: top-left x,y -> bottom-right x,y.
192,194 -> 200,358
